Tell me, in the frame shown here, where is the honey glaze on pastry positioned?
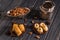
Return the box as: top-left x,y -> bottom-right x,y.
40,22 -> 48,32
11,23 -> 25,36
19,24 -> 25,32
34,22 -> 48,34
37,27 -> 43,34
34,23 -> 43,34
12,24 -> 22,36
34,23 -> 39,29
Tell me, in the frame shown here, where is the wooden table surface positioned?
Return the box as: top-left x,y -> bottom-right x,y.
0,0 -> 60,40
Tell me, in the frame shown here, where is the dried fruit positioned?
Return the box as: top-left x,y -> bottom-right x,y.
32,20 -> 35,24
35,35 -> 40,39
28,32 -> 33,35
7,7 -> 30,17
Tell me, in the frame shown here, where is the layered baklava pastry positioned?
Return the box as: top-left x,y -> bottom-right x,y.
19,24 -> 25,32
40,22 -> 48,32
34,23 -> 43,34
33,22 -> 48,34
11,23 -> 25,36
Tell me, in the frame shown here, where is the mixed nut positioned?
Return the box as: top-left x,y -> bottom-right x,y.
7,7 -> 30,17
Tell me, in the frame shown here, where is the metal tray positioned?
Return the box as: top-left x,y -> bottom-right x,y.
6,7 -> 30,18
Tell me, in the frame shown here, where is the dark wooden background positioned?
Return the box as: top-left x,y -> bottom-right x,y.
0,0 -> 60,40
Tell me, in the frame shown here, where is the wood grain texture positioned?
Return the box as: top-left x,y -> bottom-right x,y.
0,0 -> 60,40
